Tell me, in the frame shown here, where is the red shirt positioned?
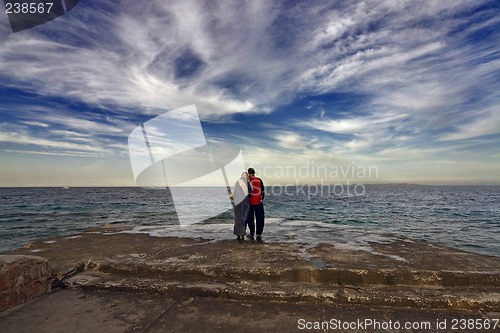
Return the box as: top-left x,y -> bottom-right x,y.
249,175 -> 264,205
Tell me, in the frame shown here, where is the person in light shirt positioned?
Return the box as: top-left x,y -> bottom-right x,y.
231,172 -> 252,241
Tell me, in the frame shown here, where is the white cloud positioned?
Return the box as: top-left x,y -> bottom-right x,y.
0,131 -> 104,152
1,149 -> 100,158
22,121 -> 49,128
0,0 -> 496,121
305,113 -> 406,135
439,107 -> 500,141
0,0 -> 498,184
0,2 -> 260,118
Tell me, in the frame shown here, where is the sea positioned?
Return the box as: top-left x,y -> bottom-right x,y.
1,185 -> 499,257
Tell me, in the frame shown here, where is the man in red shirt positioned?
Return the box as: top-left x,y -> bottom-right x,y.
245,167 -> 265,240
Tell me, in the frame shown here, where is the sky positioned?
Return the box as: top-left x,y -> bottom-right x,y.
0,0 -> 499,187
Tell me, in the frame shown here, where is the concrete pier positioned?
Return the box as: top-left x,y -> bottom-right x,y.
0,224 -> 499,332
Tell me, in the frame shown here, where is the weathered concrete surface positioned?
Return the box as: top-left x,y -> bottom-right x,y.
1,224 -> 500,331
1,289 -> 499,333
0,255 -> 51,311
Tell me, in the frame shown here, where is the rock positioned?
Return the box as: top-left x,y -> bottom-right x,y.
0,255 -> 51,312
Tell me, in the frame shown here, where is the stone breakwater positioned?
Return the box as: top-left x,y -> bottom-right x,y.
2,224 -> 500,310
1,224 -> 500,332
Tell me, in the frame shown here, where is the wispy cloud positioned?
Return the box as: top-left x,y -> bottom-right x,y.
0,104 -> 130,156
304,113 -> 406,135
0,0 -> 498,184
0,130 -> 104,152
21,121 -> 49,128
1,0 -> 497,118
439,106 -> 500,141
2,149 -> 101,158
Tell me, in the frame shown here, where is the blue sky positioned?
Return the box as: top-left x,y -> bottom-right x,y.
0,0 -> 499,186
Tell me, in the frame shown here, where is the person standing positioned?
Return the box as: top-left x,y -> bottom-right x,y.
246,167 -> 265,241
232,172 -> 252,241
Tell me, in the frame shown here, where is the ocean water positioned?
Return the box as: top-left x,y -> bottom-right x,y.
0,185 -> 499,257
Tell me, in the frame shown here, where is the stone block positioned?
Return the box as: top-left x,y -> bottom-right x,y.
0,255 -> 51,312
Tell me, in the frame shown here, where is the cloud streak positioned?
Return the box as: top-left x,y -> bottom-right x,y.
0,0 -> 498,184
